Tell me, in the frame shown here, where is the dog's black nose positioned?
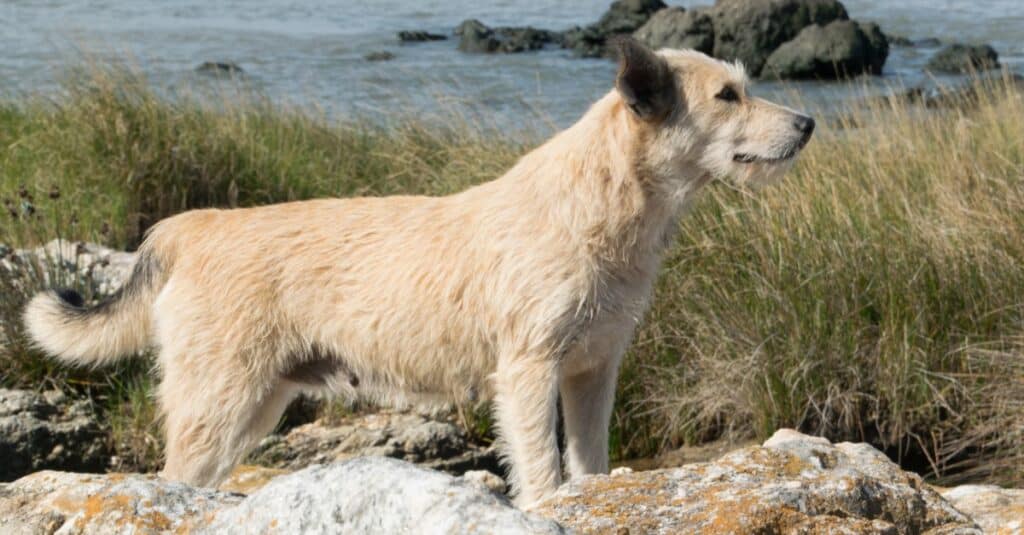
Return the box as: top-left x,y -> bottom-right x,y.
794,115 -> 815,136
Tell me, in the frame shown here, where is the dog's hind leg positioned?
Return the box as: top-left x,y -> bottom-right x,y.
158,352 -> 296,488
492,355 -> 562,507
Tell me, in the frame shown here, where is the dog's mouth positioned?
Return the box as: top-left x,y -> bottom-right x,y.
733,152 -> 793,164
733,137 -> 810,165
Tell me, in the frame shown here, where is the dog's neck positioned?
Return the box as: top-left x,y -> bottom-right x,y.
500,91 -> 709,266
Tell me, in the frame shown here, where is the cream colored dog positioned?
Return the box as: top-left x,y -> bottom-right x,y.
25,38 -> 813,505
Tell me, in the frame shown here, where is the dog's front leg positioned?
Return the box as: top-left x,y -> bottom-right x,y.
560,357 -> 621,479
493,355 -> 561,507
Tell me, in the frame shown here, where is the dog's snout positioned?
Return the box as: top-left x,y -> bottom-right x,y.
793,115 -> 815,137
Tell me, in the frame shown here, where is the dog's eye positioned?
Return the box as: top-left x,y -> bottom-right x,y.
716,86 -> 740,103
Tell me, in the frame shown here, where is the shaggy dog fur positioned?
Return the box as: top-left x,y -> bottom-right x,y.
25,38 -> 813,505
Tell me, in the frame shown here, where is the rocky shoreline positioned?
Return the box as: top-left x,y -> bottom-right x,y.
1,427 -> 1022,533
391,0 -> 1002,82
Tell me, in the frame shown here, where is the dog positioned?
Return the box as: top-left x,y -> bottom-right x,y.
24,37 -> 813,506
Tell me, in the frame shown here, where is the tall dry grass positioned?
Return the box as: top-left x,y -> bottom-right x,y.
1,66 -> 1021,483
620,73 -> 1024,484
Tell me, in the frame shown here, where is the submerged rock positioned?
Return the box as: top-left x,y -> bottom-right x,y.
195,61 -> 244,75
762,20 -> 888,79
926,43 -> 1000,73
249,410 -> 502,477
710,0 -> 849,76
0,389 -> 109,482
364,51 -> 396,62
633,6 -> 715,54
397,30 -> 447,42
534,429 -> 980,533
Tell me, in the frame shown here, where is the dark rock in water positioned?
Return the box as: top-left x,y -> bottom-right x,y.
763,20 -> 888,79
563,0 -> 667,58
887,33 -> 914,47
195,61 -> 244,75
0,389 -> 109,481
633,6 -> 715,54
711,0 -> 849,77
364,51 -> 396,62
901,74 -> 1024,108
914,37 -> 942,48
926,43 -> 1000,73
494,26 -> 562,53
562,25 -> 611,58
455,19 -> 502,53
594,0 -> 668,35
398,30 -> 447,42
455,19 -> 560,54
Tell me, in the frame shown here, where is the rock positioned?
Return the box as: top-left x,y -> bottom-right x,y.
397,30 -> 447,42
249,410 -> 502,477
461,470 -> 507,494
887,33 -> 914,47
195,62 -> 244,75
455,19 -> 560,54
594,0 -> 668,36
561,25 -> 611,58
940,485 -> 1024,534
0,470 -> 240,534
218,465 -> 289,494
202,458 -> 565,534
633,6 -> 715,54
914,37 -> 942,48
456,19 -> 501,53
710,0 -> 849,76
534,429 -> 980,533
0,389 -> 109,482
762,20 -> 889,79
0,240 -> 136,300
926,43 -> 1000,73
364,51 -> 395,62
899,74 -> 1024,108
563,0 -> 667,58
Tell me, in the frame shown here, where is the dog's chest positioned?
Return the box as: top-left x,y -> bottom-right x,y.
562,257 -> 660,372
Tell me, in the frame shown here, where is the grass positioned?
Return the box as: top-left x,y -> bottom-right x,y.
1,65 -> 1022,484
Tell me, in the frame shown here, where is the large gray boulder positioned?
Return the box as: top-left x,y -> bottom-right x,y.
201,458 -> 565,534
534,429 -> 980,533
0,389 -> 109,481
762,20 -> 888,79
633,6 -> 715,54
711,0 -> 849,76
926,43 -> 1000,74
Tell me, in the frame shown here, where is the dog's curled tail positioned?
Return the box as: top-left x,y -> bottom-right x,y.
23,246 -> 168,368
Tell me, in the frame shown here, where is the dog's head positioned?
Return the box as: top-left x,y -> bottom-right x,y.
613,38 -> 814,189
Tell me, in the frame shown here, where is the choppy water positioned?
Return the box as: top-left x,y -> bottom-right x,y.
1,1 -> 1022,127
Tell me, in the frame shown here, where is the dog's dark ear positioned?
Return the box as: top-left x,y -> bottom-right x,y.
613,37 -> 674,121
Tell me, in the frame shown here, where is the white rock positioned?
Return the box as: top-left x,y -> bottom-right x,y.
202,457 -> 565,534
